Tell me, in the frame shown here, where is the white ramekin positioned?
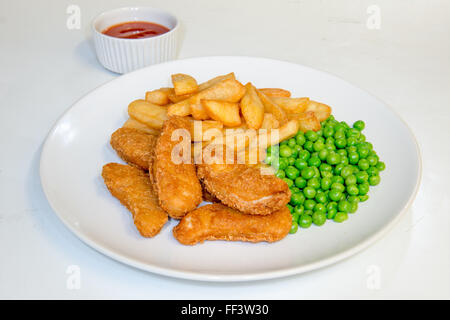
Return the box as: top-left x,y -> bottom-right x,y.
92,7 -> 179,74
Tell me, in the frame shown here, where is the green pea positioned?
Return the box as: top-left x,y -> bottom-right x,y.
312,211 -> 327,226
290,186 -> 300,194
327,208 -> 337,220
305,130 -> 319,142
288,138 -> 296,148
291,211 -> 299,222
289,221 -> 299,234
331,175 -> 344,184
325,137 -> 335,145
337,149 -> 347,158
313,140 -> 325,152
347,136 -> 358,147
321,171 -> 333,179
275,169 -> 285,178
338,200 -> 351,213
282,177 -> 293,187
315,192 -> 328,204
348,152 -> 359,164
347,145 -> 357,153
279,145 -> 292,158
331,182 -> 345,192
347,195 -> 359,203
329,189 -> 342,201
294,177 -> 307,188
367,155 -> 378,167
290,192 -> 305,206
320,163 -> 332,172
312,167 -> 321,178
296,134 -> 306,146
369,175 -> 381,186
299,214 -> 313,228
288,157 -> 295,165
340,166 -> 353,178
304,141 -> 314,152
294,205 -> 304,215
358,134 -> 366,143
334,163 -> 345,175
280,140 -> 288,146
294,159 -> 308,171
359,182 -> 369,195
335,138 -> 347,149
301,167 -> 315,180
339,156 -> 349,165
303,187 -> 316,199
323,126 -> 334,138
287,204 -> 293,213
304,199 -> 316,210
345,175 -> 357,186
314,203 -> 327,214
367,167 -> 379,177
279,158 -> 288,170
307,177 -> 321,189
334,212 -> 348,223
346,128 -> 360,138
376,161 -> 386,171
349,202 -> 358,213
321,177 -> 332,190
326,152 -> 341,165
318,149 -> 328,161
358,159 -> 370,170
334,130 -> 345,140
285,166 -> 300,180
353,120 -> 365,131
355,171 -> 369,183
308,156 -> 321,167
359,195 -> 369,202
347,184 -> 359,196
357,145 -> 369,159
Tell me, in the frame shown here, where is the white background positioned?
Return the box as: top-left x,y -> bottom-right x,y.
0,0 -> 449,299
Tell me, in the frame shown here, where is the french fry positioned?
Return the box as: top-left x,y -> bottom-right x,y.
256,89 -> 288,125
290,111 -> 321,132
202,100 -> 241,127
128,99 -> 168,130
236,119 -> 300,163
259,88 -> 291,97
189,120 -> 224,142
168,90 -> 194,103
171,73 -> 198,95
241,83 -> 265,129
122,118 -> 161,135
198,72 -> 235,91
260,113 -> 280,130
145,88 -> 172,105
270,97 -> 310,114
168,77 -> 245,119
305,100 -> 332,122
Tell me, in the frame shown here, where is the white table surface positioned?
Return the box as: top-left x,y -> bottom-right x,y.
1,0 -> 449,299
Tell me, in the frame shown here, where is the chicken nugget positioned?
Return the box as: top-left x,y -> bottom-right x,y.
153,116 -> 202,219
197,163 -> 291,215
110,127 -> 157,171
173,204 -> 291,245
102,163 -> 168,237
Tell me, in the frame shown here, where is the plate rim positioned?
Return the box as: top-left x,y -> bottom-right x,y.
39,55 -> 423,282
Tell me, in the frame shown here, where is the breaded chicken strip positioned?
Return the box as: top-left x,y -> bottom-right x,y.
173,203 -> 291,245
153,117 -> 202,219
102,163 -> 168,237
197,163 -> 291,215
110,127 -> 156,171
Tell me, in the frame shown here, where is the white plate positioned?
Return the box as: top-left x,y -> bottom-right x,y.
40,56 -> 421,281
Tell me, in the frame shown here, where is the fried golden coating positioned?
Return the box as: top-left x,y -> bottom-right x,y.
153,116 -> 202,219
173,204 -> 292,245
110,127 -> 156,171
197,163 -> 291,215
102,163 -> 168,237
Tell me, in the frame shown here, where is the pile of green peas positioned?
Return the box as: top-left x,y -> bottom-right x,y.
264,115 -> 385,234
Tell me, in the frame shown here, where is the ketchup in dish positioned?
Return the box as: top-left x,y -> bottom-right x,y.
102,21 -> 170,39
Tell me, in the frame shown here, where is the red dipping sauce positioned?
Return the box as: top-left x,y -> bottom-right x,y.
102,21 -> 170,39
